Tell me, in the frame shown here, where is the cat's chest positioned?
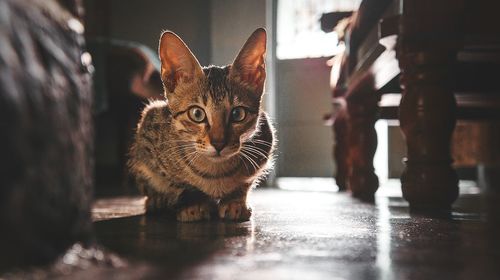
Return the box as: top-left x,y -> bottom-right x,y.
178,161 -> 251,199
193,177 -> 244,199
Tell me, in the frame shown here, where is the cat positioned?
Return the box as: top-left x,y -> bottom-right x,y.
128,28 -> 276,222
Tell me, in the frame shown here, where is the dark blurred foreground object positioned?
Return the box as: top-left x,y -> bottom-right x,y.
87,39 -> 164,195
0,0 -> 93,270
320,11 -> 353,33
328,0 -> 500,210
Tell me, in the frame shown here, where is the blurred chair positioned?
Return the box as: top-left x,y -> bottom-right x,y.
87,39 -> 164,196
326,0 -> 500,209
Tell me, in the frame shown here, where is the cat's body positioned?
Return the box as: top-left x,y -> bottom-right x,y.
128,29 -> 275,222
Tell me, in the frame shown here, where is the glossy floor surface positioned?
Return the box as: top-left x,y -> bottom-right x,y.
88,182 -> 500,280
5,182 -> 499,279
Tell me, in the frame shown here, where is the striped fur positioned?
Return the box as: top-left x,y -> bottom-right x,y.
128,29 -> 275,222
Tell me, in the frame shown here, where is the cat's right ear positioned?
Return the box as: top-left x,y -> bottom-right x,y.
158,31 -> 204,94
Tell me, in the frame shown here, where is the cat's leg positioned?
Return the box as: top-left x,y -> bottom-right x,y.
218,186 -> 252,221
137,177 -> 214,221
176,204 -> 212,222
136,176 -> 181,215
175,186 -> 217,222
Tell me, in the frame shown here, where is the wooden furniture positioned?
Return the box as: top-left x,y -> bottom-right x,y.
329,0 -> 500,209
88,40 -> 164,194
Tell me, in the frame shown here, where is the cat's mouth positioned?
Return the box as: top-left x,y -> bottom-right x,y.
203,146 -> 240,162
207,155 -> 228,162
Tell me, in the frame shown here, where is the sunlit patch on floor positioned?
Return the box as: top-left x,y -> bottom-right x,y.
276,177 -> 338,192
92,196 -> 146,221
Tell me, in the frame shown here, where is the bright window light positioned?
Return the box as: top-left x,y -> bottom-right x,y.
277,0 -> 361,60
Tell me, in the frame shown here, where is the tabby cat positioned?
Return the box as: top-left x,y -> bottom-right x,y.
128,28 -> 275,222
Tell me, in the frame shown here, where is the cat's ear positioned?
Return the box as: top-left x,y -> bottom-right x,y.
158,31 -> 204,94
230,28 -> 267,94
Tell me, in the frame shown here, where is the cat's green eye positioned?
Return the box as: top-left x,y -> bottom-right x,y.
188,106 -> 206,123
230,107 -> 247,122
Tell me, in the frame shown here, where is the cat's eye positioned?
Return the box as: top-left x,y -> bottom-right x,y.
187,106 -> 206,123
230,107 -> 247,122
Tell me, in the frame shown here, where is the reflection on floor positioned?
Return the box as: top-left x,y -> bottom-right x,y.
88,181 -> 500,279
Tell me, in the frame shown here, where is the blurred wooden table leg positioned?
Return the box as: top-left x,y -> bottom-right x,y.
397,0 -> 464,210
346,75 -> 379,201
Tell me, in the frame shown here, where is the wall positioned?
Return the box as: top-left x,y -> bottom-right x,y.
276,58 -> 334,177
388,124 -> 405,178
101,0 -> 211,65
210,0 -> 266,66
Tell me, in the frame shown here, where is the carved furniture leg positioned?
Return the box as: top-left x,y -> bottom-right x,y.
346,76 -> 379,201
397,0 -> 464,210
333,100 -> 349,191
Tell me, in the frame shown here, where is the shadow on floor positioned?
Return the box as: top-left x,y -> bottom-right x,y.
94,215 -> 254,277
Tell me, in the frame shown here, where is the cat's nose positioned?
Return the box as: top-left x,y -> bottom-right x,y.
211,141 -> 226,153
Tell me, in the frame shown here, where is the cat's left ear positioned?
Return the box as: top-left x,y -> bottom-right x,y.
158,31 -> 204,94
230,28 -> 267,95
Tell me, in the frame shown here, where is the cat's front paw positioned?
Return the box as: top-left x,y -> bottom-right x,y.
177,203 -> 211,222
218,201 -> 252,221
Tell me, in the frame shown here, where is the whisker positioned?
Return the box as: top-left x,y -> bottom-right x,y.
240,150 -> 260,171
249,145 -> 272,155
242,145 -> 269,159
250,138 -> 272,144
238,154 -> 251,174
163,143 -> 196,153
163,147 -> 195,159
248,139 -> 273,147
242,150 -> 267,163
172,149 -> 198,166
186,150 -> 201,167
239,153 -> 257,172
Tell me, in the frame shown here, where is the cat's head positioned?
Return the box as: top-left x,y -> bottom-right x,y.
158,28 -> 266,161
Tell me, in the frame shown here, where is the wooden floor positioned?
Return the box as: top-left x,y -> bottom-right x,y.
5,181 -> 500,279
